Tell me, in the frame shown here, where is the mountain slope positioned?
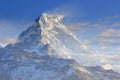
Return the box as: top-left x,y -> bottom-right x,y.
0,13 -> 120,80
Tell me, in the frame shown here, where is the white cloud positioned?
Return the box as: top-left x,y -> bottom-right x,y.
102,64 -> 113,70
94,29 -> 120,46
100,45 -> 108,50
116,48 -> 120,52
72,53 -> 120,72
0,37 -> 19,47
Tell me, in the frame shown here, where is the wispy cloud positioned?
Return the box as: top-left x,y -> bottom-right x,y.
0,37 -> 19,46
65,14 -> 120,55
99,15 -> 120,21
73,53 -> 120,71
111,22 -> 120,27
94,29 -> 120,46
99,45 -> 108,50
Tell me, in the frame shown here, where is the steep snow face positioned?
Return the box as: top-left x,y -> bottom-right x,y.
18,13 -> 95,58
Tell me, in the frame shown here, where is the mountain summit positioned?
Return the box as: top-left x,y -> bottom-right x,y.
0,13 -> 120,80
18,13 -> 95,59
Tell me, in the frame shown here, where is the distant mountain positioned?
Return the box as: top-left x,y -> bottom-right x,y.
0,13 -> 120,80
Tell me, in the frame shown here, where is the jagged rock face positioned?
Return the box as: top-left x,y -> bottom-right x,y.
0,13 -> 120,80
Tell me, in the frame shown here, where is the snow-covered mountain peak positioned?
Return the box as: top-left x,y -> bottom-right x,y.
41,13 -> 64,23
17,13 -> 95,58
32,13 -> 64,30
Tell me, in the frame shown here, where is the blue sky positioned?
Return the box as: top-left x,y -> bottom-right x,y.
0,0 -> 120,54
0,0 -> 120,21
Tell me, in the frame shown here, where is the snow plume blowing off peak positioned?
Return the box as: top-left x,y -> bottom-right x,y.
18,13 -> 95,59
